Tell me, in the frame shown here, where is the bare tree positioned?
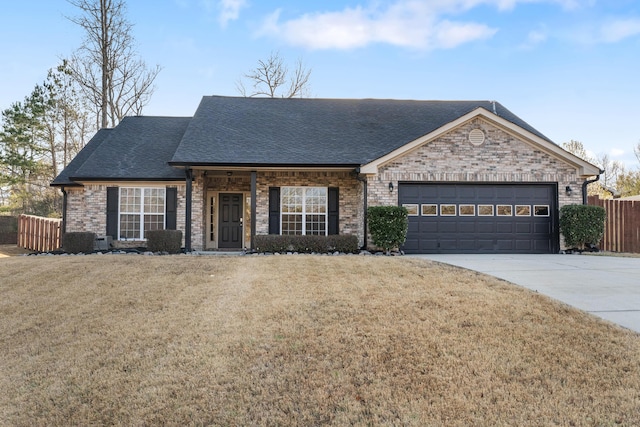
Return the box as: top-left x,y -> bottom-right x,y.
67,0 -> 161,129
562,140 -> 595,164
594,153 -> 625,191
237,52 -> 311,98
634,141 -> 640,165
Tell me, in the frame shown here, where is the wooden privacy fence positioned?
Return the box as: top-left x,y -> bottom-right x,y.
588,196 -> 640,253
17,214 -> 62,252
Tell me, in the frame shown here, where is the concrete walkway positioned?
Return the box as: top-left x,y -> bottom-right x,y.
410,254 -> 640,334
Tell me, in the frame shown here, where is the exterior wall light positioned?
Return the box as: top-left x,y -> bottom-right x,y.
389,182 -> 394,193
565,186 -> 572,196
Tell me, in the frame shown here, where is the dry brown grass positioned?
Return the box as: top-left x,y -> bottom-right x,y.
1,255 -> 639,426
0,244 -> 33,258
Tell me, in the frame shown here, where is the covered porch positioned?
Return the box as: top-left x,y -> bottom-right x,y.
182,168 -> 365,252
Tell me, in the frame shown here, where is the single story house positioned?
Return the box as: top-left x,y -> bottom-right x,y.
51,96 -> 600,254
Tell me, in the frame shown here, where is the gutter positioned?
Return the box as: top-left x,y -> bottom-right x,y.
582,170 -> 603,204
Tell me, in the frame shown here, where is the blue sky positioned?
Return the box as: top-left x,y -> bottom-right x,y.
1,0 -> 639,168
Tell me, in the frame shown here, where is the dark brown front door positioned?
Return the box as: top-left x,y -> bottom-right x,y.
219,193 -> 243,249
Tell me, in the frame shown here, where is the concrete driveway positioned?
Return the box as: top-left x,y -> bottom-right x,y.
411,254 -> 640,334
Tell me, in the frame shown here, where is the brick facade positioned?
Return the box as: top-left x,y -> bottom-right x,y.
63,118 -> 589,252
368,118 -> 585,208
66,185 -> 106,235
65,182 -> 191,249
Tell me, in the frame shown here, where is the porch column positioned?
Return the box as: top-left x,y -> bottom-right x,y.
251,170 -> 257,250
185,168 -> 193,252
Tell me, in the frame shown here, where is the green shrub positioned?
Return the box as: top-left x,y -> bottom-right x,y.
559,204 -> 606,250
146,230 -> 183,253
62,232 -> 96,254
367,206 -> 408,254
254,234 -> 359,253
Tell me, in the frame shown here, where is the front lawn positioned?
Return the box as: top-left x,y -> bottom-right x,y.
1,255 -> 639,425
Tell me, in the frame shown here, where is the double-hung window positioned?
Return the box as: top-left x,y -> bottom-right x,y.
281,187 -> 327,235
119,187 -> 166,239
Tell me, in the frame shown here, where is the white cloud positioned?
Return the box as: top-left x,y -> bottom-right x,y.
257,1 -> 499,50
599,18 -> 640,43
610,148 -> 625,157
218,0 -> 248,27
519,26 -> 548,49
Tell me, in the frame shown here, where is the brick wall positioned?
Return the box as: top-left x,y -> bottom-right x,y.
66,185 -> 106,234
65,183 -> 192,249
254,171 -> 363,243
370,118 -> 585,207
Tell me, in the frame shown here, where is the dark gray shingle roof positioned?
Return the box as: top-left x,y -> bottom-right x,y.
52,96 -> 553,186
68,116 -> 191,181
170,96 -> 551,167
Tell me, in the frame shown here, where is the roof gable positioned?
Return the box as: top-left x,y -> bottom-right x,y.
360,108 -> 601,177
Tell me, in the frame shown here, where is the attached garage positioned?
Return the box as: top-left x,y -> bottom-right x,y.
399,183 -> 558,254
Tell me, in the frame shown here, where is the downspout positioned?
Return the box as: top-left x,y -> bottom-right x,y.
185,168 -> 193,252
582,170 -> 602,204
61,187 -> 67,235
355,168 -> 368,250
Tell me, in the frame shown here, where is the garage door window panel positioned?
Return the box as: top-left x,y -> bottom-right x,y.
534,205 -> 550,216
402,204 -> 419,216
478,205 -> 494,216
421,204 -> 437,216
516,205 -> 531,216
459,205 -> 475,216
440,205 -> 456,216
497,205 -> 512,216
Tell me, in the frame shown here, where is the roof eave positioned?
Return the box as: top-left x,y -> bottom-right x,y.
168,162 -> 360,171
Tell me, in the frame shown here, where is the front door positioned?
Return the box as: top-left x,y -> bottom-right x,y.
218,193 -> 243,249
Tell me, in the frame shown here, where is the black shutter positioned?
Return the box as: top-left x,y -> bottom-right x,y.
328,187 -> 339,235
268,187 -> 280,234
165,187 -> 177,230
106,187 -> 119,239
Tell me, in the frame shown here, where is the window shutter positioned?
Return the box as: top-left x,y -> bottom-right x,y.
268,187 -> 280,234
106,187 -> 119,239
165,187 -> 177,230
328,187 -> 339,235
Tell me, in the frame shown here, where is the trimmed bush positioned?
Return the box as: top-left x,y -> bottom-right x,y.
146,230 -> 183,254
62,232 -> 96,254
254,234 -> 359,253
559,204 -> 606,250
367,206 -> 408,254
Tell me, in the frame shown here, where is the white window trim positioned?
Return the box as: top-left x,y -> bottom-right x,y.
118,187 -> 166,240
280,186 -> 328,236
